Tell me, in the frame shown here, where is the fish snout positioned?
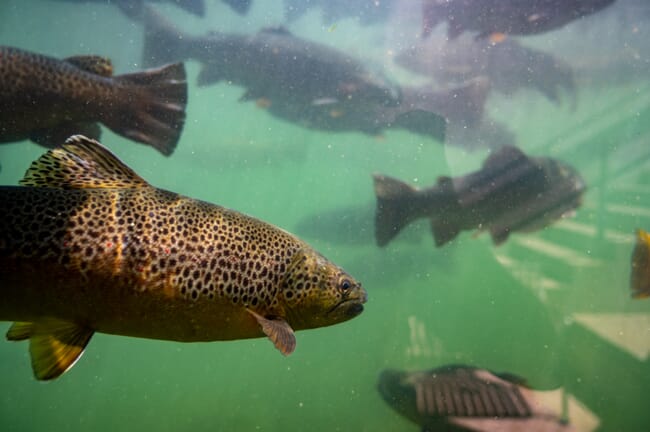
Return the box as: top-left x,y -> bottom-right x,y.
345,283 -> 367,316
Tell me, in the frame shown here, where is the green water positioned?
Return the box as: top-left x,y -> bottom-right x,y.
1,1 -> 649,431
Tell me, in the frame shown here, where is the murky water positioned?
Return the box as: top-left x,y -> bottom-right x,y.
1,1 -> 649,431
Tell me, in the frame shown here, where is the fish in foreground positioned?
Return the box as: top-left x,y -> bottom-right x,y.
378,365 -> 575,431
422,0 -> 616,39
373,145 -> 585,247
0,46 -> 187,156
143,9 -> 446,142
630,229 -> 650,299
0,135 -> 366,380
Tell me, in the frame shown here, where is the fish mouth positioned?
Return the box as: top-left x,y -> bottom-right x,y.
328,293 -> 367,317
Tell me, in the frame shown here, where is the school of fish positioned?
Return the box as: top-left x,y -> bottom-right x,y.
1,1 -> 643,431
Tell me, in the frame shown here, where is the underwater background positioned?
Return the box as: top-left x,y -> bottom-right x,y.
1,0 -> 649,430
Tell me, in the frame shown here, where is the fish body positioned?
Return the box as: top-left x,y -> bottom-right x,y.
0,135 -> 366,380
373,145 -> 585,247
143,11 -> 446,141
422,0 -> 616,39
0,46 -> 187,155
378,365 -> 575,432
396,35 -> 576,107
630,229 -> 650,299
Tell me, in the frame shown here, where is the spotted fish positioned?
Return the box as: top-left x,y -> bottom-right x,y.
0,46 -> 187,155
0,135 -> 366,380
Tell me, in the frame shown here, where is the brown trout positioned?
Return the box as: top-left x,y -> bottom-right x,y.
0,135 -> 366,380
142,9 -> 447,142
0,46 -> 187,155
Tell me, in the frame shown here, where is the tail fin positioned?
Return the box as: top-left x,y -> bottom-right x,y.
104,63 -> 187,156
373,174 -> 417,247
142,6 -> 189,67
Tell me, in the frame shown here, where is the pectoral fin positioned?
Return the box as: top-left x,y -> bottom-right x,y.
247,309 -> 296,356
6,319 -> 94,381
490,227 -> 511,245
431,219 -> 460,247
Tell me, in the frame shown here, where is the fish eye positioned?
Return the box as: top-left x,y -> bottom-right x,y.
340,279 -> 352,291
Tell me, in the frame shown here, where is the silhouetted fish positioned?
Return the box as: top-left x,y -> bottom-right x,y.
49,0 -> 206,17
373,146 -> 585,247
378,365 -> 574,431
0,46 -> 187,155
0,135 -> 366,380
143,10 -> 446,142
630,229 -> 650,299
396,35 -> 576,107
422,0 -> 616,39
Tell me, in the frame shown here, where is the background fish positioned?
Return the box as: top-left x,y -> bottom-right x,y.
630,229 -> 650,299
0,46 -> 187,155
422,0 -> 617,39
373,145 -> 586,247
0,135 -> 366,380
378,365 -> 575,431
395,35 -> 576,108
142,9 -> 446,142
44,0 -> 252,18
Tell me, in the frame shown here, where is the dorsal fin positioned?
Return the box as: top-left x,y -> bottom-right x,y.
65,55 -> 114,77
483,145 -> 528,170
20,135 -> 149,189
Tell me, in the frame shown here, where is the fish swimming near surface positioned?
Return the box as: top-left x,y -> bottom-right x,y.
373,145 -> 586,247
378,365 -> 575,431
142,9 -> 446,142
630,229 -> 650,299
422,0 -> 617,39
0,135 -> 366,380
0,46 -> 187,156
